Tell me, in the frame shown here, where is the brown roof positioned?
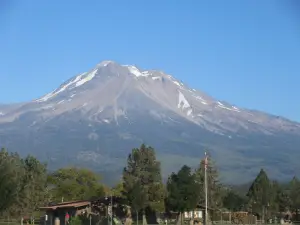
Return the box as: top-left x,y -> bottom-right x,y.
40,201 -> 90,210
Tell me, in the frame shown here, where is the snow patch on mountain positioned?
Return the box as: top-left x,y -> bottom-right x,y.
152,76 -> 161,80
124,66 -> 159,78
103,119 -> 110,123
177,91 -> 193,116
125,65 -> 144,77
75,69 -> 98,87
173,81 -> 182,87
57,100 -> 65,105
217,101 -> 240,112
141,71 -> 151,76
178,91 -> 190,109
97,60 -> 113,67
36,69 -> 98,102
36,73 -> 85,102
192,95 -> 208,105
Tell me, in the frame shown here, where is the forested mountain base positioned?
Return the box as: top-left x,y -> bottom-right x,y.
1,145 -> 299,224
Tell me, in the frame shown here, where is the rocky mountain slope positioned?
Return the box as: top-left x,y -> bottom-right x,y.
0,60 -> 299,184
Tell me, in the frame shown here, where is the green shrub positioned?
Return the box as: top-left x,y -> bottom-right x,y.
69,216 -> 82,225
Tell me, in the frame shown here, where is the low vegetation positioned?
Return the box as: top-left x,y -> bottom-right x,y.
0,145 -> 300,223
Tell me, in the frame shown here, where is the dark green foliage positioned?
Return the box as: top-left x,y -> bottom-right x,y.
111,182 -> 124,197
69,216 -> 83,225
0,148 -> 48,215
195,155 -> 224,209
287,177 -> 300,212
123,144 -> 165,214
273,180 -> 291,212
0,147 -> 106,215
19,155 -> 48,214
2,143 -> 300,218
47,167 -> 106,202
130,180 -> 147,213
166,165 -> 199,212
246,169 -> 273,217
223,190 -> 247,211
0,148 -> 24,213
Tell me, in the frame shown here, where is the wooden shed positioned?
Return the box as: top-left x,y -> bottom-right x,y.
40,200 -> 91,225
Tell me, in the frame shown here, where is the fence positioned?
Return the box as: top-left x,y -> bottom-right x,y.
0,218 -> 41,225
2,217 -> 300,225
0,218 -> 21,225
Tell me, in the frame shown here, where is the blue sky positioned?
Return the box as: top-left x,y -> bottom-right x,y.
1,0 -> 299,121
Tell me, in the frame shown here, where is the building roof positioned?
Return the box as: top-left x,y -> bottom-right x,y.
196,204 -> 216,211
90,196 -> 126,205
40,200 -> 90,210
40,196 -> 126,210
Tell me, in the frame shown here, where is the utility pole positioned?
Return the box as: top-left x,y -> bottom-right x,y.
204,152 -> 208,225
262,206 -> 265,223
111,194 -> 113,225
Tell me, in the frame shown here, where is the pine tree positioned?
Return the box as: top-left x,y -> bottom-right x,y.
123,144 -> 165,224
223,190 -> 247,211
273,181 -> 291,212
19,155 -> 48,214
288,176 -> 300,212
166,165 -> 199,212
195,154 -> 223,209
0,148 -> 24,213
166,165 -> 200,225
247,169 -> 272,218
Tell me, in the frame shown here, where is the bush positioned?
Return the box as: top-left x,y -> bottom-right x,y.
69,217 -> 82,225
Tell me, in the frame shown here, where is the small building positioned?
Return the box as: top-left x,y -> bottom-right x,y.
39,197 -> 128,225
184,205 -> 215,221
40,200 -> 91,225
164,204 -> 215,224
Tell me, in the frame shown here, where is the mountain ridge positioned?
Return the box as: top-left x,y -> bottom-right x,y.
0,60 -> 299,185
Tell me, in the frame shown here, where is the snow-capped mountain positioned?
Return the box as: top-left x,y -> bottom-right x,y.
0,60 -> 299,184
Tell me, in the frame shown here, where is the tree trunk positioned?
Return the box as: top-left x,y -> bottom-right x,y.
124,207 -> 132,225
206,211 -> 212,225
190,211 -> 194,225
176,213 -> 183,225
142,212 -> 147,225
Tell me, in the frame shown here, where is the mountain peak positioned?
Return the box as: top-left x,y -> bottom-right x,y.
1,60 -> 300,184
95,61 -> 150,77
96,60 -> 117,67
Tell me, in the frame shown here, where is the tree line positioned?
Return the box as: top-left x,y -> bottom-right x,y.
1,145 -> 300,223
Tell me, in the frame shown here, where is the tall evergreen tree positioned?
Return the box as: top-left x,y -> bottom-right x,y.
18,155 -> 48,215
0,148 -> 24,213
288,176 -> 300,212
223,190 -> 247,211
166,165 -> 199,225
123,144 -> 165,224
195,155 -> 223,209
0,149 -> 48,216
273,181 -> 291,212
247,169 -> 272,218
